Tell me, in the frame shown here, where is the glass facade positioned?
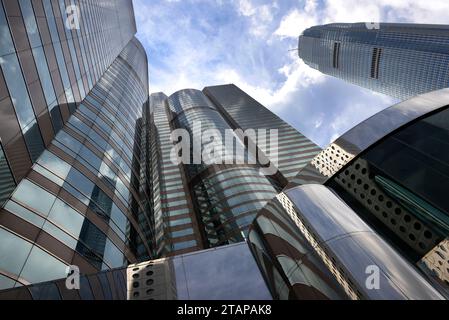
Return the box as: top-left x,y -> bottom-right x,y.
204,84 -> 321,181
299,23 -> 449,100
166,89 -> 282,248
0,0 -> 152,290
149,92 -> 202,256
148,85 -> 319,254
0,0 -> 136,189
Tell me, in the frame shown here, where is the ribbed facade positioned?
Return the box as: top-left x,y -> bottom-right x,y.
204,84 -> 321,181
0,0 -> 137,203
166,89 -> 282,248
0,0 -> 152,290
298,23 -> 449,100
149,92 -> 202,256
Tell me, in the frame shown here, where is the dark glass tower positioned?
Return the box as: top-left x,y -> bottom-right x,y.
0,0 -> 153,289
298,23 -> 449,100
204,84 -> 321,181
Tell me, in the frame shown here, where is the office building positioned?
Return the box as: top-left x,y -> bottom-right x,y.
298,23 -> 449,100
149,86 -> 320,255
0,0 -> 154,290
204,84 -> 321,181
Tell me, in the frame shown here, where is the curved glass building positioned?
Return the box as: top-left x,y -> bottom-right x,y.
167,89 -> 282,248
249,88 -> 449,299
0,0 -> 153,289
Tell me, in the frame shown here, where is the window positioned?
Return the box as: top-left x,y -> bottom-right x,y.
4,200 -> 45,228
173,240 -> 197,251
0,227 -> 33,275
37,151 -> 71,180
0,4 -> 14,56
169,218 -> 192,227
171,228 -> 194,239
89,186 -> 113,219
111,204 -> 128,235
333,42 -> 341,69
64,168 -> 94,200
19,0 -> 41,48
0,53 -> 35,129
103,239 -> 124,269
20,246 -> 68,283
370,47 -> 382,79
22,120 -> 45,162
78,146 -> 102,172
12,179 -> 56,216
47,199 -> 84,238
55,131 -> 82,156
0,274 -> 15,290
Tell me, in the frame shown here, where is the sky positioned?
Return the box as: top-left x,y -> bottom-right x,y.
133,0 -> 449,148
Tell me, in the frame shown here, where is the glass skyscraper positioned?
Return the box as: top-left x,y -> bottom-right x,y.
148,86 -> 321,256
0,0 -> 153,289
298,23 -> 449,100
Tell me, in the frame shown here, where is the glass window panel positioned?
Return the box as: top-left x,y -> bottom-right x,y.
102,239 -> 124,269
55,131 -> 82,155
0,227 -> 33,275
111,204 -> 128,234
43,221 -> 78,249
22,120 -> 45,162
65,168 -> 94,198
4,200 -> 46,228
0,53 -> 36,129
89,187 -> 113,219
169,218 -> 192,227
47,199 -> 84,238
19,0 -> 41,48
173,240 -> 197,251
171,228 -> 194,238
77,222 -> 107,263
12,179 -> 56,216
20,246 -> 68,283
0,4 -> 14,56
0,274 -> 15,290
37,151 -> 71,180
78,146 -> 102,172
32,47 -> 57,106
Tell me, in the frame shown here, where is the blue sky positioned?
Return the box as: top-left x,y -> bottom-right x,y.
133,0 -> 449,148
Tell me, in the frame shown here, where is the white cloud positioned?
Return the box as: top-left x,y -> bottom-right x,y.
134,0 -> 449,148
274,0 -> 319,38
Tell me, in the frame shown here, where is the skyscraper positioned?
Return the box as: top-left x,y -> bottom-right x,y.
149,86 -> 321,255
204,84 -> 322,181
298,23 -> 449,100
0,0 -> 153,289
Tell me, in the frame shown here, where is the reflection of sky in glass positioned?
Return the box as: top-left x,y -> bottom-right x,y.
172,242 -> 272,300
